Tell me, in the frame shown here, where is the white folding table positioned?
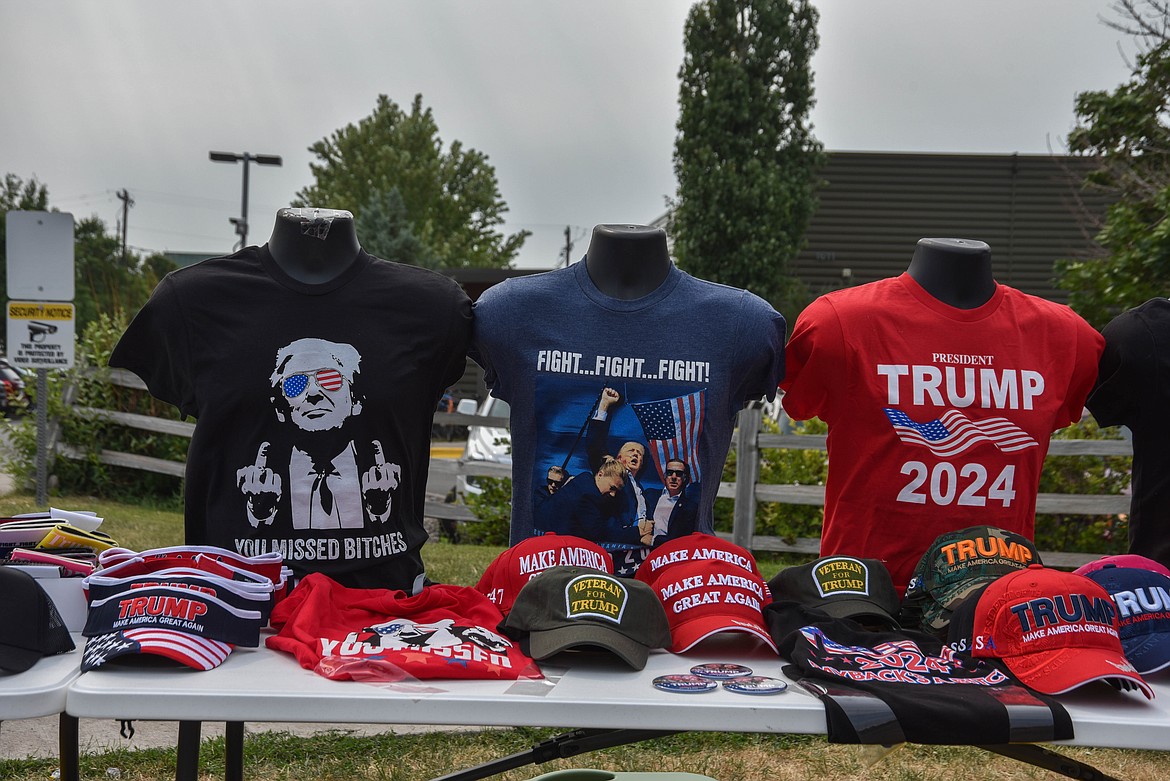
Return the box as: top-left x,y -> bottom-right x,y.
64,634 -> 1170,781
1,638 -> 84,778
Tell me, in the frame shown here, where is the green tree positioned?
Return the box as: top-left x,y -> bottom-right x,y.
0,173 -> 51,298
1056,0 -> 1170,328
672,0 -> 825,315
295,94 -> 528,268
73,216 -> 152,335
3,174 -> 164,335
354,187 -> 436,268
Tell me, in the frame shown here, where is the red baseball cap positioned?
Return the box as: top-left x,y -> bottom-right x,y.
969,565 -> 1152,698
646,558 -> 776,653
476,534 -> 613,616
634,532 -> 761,587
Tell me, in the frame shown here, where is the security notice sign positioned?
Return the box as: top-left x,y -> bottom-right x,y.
7,301 -> 75,369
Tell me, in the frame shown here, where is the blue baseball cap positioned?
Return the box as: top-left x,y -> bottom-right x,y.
1082,564 -> 1170,675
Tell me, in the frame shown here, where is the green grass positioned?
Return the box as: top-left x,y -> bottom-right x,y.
4,726 -> 1170,781
3,493 -> 1168,780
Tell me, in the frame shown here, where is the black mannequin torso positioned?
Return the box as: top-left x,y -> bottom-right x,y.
266,207 -> 362,285
583,224 -> 672,300
905,237 -> 996,309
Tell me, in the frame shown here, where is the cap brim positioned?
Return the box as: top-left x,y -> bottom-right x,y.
670,615 -> 778,654
1123,632 -> 1170,676
525,624 -> 650,671
0,644 -> 45,674
82,629 -> 232,672
817,599 -> 901,630
1003,646 -> 1153,699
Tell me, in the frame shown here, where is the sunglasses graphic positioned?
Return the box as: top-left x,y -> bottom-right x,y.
282,369 -> 344,400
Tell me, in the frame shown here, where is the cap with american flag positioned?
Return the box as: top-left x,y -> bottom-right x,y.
82,628 -> 231,672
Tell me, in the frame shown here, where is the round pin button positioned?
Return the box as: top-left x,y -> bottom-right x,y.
689,663 -> 754,680
722,676 -> 788,695
652,674 -> 719,693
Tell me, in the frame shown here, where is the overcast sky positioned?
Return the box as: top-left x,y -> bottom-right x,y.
0,1 -> 1140,270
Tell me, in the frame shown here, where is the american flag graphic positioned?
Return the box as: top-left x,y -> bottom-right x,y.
283,369 -> 344,398
83,629 -> 231,671
631,390 -> 705,483
883,408 -> 1039,457
315,369 -> 344,392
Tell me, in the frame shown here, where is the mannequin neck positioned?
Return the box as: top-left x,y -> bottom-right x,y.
583,224 -> 672,300
906,237 -> 996,309
266,207 -> 362,285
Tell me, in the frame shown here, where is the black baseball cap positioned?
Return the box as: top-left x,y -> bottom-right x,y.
0,567 -> 76,673
503,566 -> 670,670
768,556 -> 901,630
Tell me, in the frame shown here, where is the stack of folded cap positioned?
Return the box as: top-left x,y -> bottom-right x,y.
80,545 -> 282,671
97,545 -> 291,602
947,564 -> 1153,698
475,533 -> 614,616
1073,559 -> 1170,676
503,565 -> 670,670
0,567 -> 75,674
901,525 -> 1041,636
634,534 -> 775,653
767,555 -> 902,636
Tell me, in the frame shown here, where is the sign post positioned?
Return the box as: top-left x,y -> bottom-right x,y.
5,211 -> 75,506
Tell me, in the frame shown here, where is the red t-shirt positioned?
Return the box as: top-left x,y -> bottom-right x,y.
781,275 -> 1103,591
267,573 -> 540,681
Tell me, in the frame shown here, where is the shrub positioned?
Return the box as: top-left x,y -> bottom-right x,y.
3,311 -> 186,505
1034,418 -> 1131,556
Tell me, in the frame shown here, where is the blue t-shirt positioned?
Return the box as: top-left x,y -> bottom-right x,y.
470,261 -> 785,575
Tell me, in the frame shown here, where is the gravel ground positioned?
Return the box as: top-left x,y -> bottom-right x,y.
0,716 -> 459,761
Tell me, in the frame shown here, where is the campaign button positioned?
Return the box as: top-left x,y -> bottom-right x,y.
652,674 -> 719,693
689,663 -> 753,680
722,676 -> 788,695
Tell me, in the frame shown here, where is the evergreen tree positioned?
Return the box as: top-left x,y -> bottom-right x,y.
354,187 -> 436,268
672,0 -> 825,315
295,94 -> 528,269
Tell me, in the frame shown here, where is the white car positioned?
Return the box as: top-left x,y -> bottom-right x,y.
455,396 -> 512,498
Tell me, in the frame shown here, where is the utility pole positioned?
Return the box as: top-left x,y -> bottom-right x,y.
562,225 -> 573,267
115,189 -> 134,259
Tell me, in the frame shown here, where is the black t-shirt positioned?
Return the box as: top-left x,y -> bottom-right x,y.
110,246 -> 472,591
775,612 -> 1072,745
1087,298 -> 1170,569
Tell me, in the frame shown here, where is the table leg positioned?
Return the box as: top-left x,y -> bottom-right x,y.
978,744 -> 1122,781
58,713 -> 80,781
226,721 -> 245,781
176,721 -> 202,781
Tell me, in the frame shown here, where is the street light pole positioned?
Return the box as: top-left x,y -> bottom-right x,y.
209,151 -> 282,250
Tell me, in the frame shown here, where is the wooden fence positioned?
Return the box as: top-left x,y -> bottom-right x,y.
59,370 -> 1133,568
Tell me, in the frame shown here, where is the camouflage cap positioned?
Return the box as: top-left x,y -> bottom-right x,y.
901,525 -> 1041,635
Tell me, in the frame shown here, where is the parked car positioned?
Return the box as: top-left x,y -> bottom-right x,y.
455,395 -> 512,499
0,359 -> 30,417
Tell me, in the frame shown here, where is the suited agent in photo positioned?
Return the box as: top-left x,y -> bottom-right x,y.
533,464 -> 567,507
586,387 -> 652,528
649,458 -> 699,546
236,337 -> 401,530
536,457 -> 651,546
